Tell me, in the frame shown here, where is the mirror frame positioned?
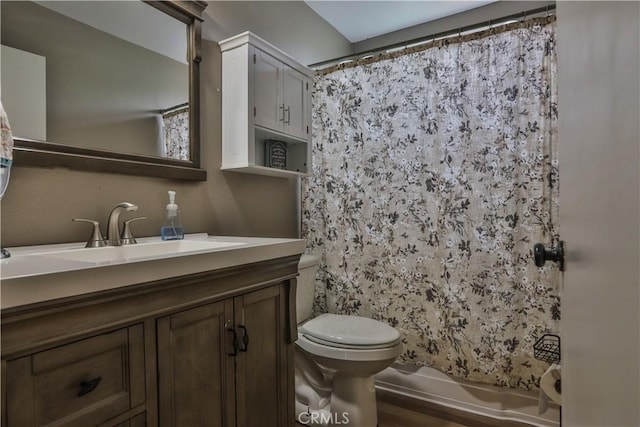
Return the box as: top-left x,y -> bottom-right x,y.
11,0 -> 208,181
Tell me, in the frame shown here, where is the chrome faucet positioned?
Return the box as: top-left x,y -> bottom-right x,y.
106,202 -> 138,246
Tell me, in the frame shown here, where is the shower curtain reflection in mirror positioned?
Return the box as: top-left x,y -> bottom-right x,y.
1,100 -> 14,258
160,104 -> 190,161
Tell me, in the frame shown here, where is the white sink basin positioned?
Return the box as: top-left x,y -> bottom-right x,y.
42,239 -> 246,264
1,234 -> 306,309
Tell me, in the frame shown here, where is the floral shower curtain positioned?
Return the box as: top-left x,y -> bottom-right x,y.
162,106 -> 189,160
302,18 -> 559,390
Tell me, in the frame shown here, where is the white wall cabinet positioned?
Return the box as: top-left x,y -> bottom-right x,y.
220,32 -> 314,178
282,66 -> 309,140
254,53 -> 308,140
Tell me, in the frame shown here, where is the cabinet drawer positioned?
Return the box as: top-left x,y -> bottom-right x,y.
113,413 -> 146,427
5,325 -> 145,426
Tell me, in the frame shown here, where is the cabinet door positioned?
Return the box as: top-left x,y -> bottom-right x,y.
157,300 -> 236,427
234,284 -> 289,427
253,49 -> 283,133
283,66 -> 309,141
5,325 -> 145,427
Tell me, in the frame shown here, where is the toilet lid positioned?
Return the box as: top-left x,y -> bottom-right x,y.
300,314 -> 401,347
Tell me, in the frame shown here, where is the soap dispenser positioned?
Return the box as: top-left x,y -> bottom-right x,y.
161,190 -> 184,240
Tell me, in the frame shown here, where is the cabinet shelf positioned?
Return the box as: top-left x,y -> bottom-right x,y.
221,164 -> 308,179
220,31 -> 314,178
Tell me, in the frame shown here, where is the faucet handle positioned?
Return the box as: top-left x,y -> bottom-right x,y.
120,217 -> 146,245
72,219 -> 107,248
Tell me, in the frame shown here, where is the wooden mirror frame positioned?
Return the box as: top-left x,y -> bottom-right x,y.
12,0 -> 208,181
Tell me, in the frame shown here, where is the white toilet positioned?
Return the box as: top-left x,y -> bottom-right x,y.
295,254 -> 403,427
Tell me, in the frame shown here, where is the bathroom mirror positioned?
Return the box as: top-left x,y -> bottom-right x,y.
0,0 -> 207,180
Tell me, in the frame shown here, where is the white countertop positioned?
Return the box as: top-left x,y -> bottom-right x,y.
0,234 -> 305,310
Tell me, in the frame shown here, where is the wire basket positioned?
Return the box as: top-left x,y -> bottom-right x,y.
533,334 -> 561,364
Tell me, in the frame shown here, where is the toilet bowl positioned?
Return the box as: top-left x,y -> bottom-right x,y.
295,255 -> 402,427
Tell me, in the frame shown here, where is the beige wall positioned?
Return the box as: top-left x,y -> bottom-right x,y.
201,1 -> 352,66
1,41 -> 299,247
0,45 -> 47,141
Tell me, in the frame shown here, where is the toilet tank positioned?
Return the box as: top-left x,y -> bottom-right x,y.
297,254 -> 320,324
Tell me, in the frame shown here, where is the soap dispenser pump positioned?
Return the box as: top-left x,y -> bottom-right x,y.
161,190 -> 184,240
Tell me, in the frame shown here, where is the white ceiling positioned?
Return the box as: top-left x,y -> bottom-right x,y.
305,1 -> 496,43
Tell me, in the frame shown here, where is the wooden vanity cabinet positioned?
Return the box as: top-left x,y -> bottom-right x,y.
233,285 -> 290,427
157,285 -> 290,427
157,299 -> 235,427
5,325 -> 145,427
1,255 -> 300,427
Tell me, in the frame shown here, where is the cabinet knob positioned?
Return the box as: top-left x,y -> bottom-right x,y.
280,104 -> 285,122
78,376 -> 102,397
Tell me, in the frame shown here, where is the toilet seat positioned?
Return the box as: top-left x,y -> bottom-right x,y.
297,313 -> 403,361
296,334 -> 403,362
300,313 -> 401,348
301,333 -> 400,349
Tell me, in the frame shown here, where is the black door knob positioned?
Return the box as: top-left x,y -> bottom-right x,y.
533,241 -> 565,271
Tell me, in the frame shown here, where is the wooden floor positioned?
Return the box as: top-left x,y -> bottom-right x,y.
295,400 -> 474,427
377,400 -> 469,427
296,389 -> 533,427
296,401 -> 470,427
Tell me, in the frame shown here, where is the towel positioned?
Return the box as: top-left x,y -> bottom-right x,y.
538,363 -> 562,414
1,100 -> 14,168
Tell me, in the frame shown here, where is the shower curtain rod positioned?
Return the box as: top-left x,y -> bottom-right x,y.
308,4 -> 556,70
159,102 -> 189,115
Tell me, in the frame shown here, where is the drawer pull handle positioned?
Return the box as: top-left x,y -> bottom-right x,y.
78,376 -> 102,397
239,325 -> 249,352
227,327 -> 239,357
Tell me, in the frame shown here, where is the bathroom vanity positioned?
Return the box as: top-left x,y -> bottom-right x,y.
0,235 -> 304,426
